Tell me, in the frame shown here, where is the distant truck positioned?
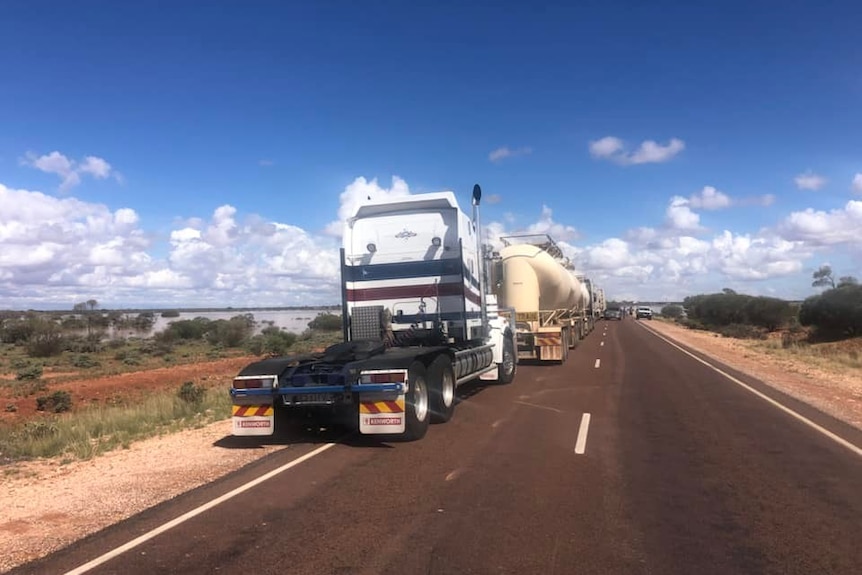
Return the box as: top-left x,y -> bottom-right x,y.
230,185 -> 517,441
490,235 -> 597,363
581,276 -> 606,324
636,306 -> 653,320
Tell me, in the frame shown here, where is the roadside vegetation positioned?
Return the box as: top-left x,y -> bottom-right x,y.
660,266 -> 862,372
0,305 -> 343,463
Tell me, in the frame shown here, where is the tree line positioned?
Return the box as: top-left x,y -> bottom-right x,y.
678,266 -> 860,340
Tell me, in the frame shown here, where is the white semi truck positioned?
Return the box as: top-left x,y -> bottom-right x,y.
230,185 -> 517,441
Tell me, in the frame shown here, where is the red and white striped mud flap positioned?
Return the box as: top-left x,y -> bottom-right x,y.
232,404 -> 275,436
359,392 -> 406,435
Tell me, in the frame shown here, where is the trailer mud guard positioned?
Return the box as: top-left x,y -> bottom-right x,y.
359,391 -> 406,434
231,404 -> 275,436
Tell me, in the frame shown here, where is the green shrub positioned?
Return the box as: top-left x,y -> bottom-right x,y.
16,363 -> 43,381
72,354 -> 101,369
1,318 -> 36,344
661,305 -> 684,319
64,333 -> 103,354
10,358 -> 28,370
22,419 -> 59,439
799,285 -> 862,339
36,390 -> 73,413
246,327 -> 298,356
177,381 -> 206,404
158,317 -> 212,341
138,340 -> 173,357
744,296 -> 794,332
106,338 -> 127,349
25,319 -> 64,357
716,323 -> 767,340
678,318 -> 707,330
205,315 -> 255,348
307,313 -> 342,332
683,292 -> 793,332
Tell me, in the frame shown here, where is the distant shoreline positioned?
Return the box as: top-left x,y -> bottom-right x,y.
0,305 -> 343,314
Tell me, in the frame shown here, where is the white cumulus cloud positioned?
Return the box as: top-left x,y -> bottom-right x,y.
489,146 -> 533,163
589,136 -> 685,165
778,200 -> 862,246
324,176 -> 414,236
852,173 -> 862,193
794,170 -> 827,191
21,150 -> 118,192
665,196 -> 703,231
688,186 -> 731,210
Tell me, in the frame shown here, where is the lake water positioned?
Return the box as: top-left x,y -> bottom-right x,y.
112,309 -> 338,338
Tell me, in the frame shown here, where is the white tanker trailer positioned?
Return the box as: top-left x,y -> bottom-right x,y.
491,235 -> 595,363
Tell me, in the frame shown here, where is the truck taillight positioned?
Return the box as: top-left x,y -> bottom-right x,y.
233,377 -> 273,389
359,371 -> 406,384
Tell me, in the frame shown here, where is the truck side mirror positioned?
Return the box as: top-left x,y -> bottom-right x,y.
472,184 -> 482,206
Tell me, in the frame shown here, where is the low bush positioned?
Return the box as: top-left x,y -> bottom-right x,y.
307,313 -> 342,332
246,327 -> 298,356
799,285 -> 862,339
16,363 -> 43,381
64,334 -> 104,354
10,358 -> 29,370
678,318 -> 707,331
36,390 -> 73,413
25,319 -> 65,358
177,381 -> 206,404
72,354 -> 101,369
661,305 -> 684,319
716,323 -> 767,340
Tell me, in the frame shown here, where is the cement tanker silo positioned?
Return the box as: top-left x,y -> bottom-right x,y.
494,235 -> 594,363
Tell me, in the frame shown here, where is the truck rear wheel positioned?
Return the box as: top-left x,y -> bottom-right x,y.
429,356 -> 456,423
404,361 -> 430,440
495,336 -> 516,384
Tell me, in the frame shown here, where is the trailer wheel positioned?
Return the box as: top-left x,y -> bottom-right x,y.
404,361 -> 430,440
429,356 -> 456,423
495,336 -> 516,384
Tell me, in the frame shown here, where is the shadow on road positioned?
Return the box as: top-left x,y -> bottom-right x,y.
455,377 -> 495,402
213,423 -> 399,450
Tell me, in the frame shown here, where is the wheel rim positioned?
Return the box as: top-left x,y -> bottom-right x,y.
413,375 -> 429,421
441,369 -> 455,408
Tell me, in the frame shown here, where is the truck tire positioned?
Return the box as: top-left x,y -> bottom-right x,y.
429,355 -> 456,423
404,361 -> 430,440
495,336 -> 516,384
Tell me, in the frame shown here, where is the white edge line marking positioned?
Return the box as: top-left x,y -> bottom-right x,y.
65,442 -> 338,575
575,413 -> 591,454
641,324 -> 862,459
594,359 -> 601,368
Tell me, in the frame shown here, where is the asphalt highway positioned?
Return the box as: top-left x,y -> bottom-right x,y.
15,318 -> 862,575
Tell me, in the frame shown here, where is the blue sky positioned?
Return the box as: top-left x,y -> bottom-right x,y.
1,0 -> 860,309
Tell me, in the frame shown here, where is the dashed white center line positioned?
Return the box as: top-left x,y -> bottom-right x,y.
575,413 -> 591,454
600,341 -> 605,347
594,358 -> 601,368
